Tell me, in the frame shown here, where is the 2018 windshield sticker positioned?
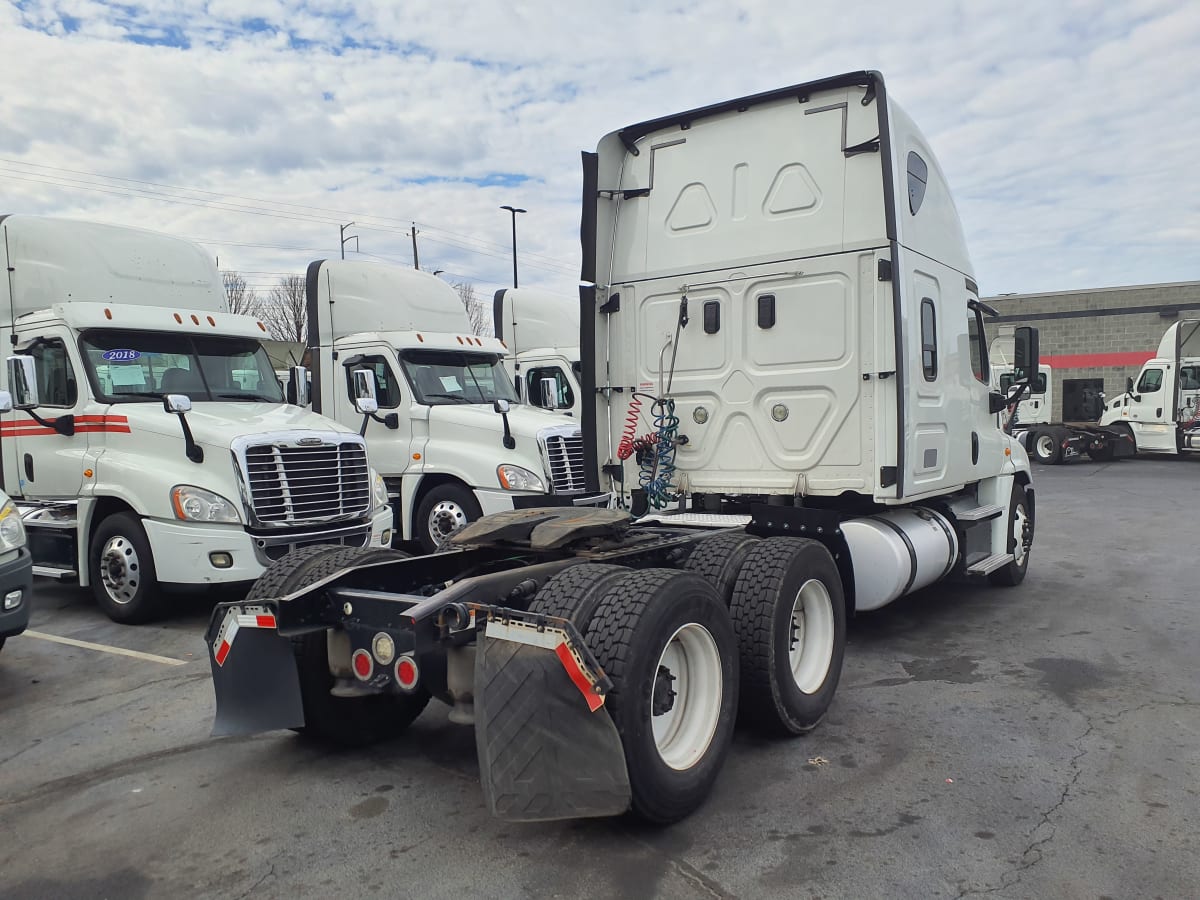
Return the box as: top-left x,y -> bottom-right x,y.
102,349 -> 141,362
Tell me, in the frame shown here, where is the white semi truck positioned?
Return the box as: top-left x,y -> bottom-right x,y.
989,358 -> 1134,464
205,71 -> 1038,824
1098,318 -> 1200,455
303,261 -> 605,553
492,287 -> 582,416
0,216 -> 393,623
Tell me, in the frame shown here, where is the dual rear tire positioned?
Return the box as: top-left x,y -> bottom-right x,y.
533,534 -> 847,823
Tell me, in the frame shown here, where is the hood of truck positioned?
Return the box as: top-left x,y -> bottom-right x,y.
115,402 -> 358,450
427,402 -> 573,443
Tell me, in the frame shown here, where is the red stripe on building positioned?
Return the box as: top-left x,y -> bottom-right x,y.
1040,351 -> 1156,369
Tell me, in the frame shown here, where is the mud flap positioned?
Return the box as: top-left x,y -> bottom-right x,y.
206,603 -> 305,737
474,625 -> 631,821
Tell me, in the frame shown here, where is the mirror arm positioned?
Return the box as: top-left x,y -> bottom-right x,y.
500,412 -> 516,450
175,413 -> 203,463
25,409 -> 75,437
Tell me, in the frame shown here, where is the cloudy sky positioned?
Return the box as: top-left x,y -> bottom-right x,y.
2,0 -> 1197,311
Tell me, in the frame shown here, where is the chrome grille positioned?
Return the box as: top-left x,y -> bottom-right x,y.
543,431 -> 586,494
242,440 -> 371,525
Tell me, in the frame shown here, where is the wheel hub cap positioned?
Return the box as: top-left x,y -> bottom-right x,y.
789,579 -> 835,695
429,500 -> 467,544
651,623 -> 723,771
99,536 -> 140,605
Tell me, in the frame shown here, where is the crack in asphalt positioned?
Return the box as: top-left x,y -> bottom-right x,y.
623,833 -> 734,900
956,698 -> 1199,898
235,861 -> 276,899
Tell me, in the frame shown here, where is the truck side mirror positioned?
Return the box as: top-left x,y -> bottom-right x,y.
290,365 -> 310,406
351,368 -> 377,415
493,398 -> 511,414
0,390 -> 12,413
6,355 -> 39,410
1126,376 -> 1134,394
163,394 -> 192,414
1012,326 -> 1040,383
539,376 -> 559,411
988,391 -> 1009,414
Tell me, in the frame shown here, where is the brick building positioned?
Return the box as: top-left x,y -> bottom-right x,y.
984,281 -> 1200,422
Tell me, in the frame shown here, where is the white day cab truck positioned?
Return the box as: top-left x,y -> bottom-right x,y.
988,353 -> 1134,465
205,71 -> 1039,824
0,216 -> 393,623
1097,318 -> 1200,456
492,287 -> 582,416
301,260 -> 606,553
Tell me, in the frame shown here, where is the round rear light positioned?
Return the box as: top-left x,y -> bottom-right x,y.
352,649 -> 374,680
372,632 -> 395,665
395,656 -> 419,690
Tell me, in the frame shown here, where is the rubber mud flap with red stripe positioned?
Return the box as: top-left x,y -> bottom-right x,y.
474,619 -> 631,822
206,602 -> 305,737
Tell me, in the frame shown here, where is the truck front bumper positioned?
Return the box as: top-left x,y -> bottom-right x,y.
143,507 -> 394,586
0,548 -> 34,639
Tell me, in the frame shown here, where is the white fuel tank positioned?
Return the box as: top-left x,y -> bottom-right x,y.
841,508 -> 958,611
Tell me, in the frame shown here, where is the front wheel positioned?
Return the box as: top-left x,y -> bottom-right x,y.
89,512 -> 163,624
729,537 -> 846,735
989,485 -> 1033,587
587,569 -> 738,824
414,484 -> 483,554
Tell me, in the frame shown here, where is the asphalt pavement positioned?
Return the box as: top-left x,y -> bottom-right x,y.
1,458 -> 1197,899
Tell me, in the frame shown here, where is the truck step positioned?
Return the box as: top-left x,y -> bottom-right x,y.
954,504 -> 1005,522
965,553 -> 1014,576
32,565 -> 78,581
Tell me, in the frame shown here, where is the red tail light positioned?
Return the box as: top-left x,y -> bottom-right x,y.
352,649 -> 374,680
395,656 -> 419,690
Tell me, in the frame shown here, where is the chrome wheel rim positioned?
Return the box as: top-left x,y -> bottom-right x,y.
100,535 -> 141,605
651,623 -> 723,771
1035,434 -> 1055,459
789,579 -> 835,694
428,500 -> 468,546
1012,503 -> 1030,565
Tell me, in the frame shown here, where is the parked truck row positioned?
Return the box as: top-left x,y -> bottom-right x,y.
990,320 -> 1199,464
205,71 -> 1042,824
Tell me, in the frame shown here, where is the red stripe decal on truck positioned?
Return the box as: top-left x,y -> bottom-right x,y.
0,415 -> 131,436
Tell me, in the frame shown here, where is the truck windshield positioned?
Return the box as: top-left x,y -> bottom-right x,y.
80,330 -> 283,403
398,349 -> 518,406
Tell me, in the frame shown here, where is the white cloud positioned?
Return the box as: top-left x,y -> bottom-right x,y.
0,0 -> 1196,305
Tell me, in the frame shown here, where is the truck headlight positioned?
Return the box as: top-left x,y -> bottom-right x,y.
497,464 -> 545,493
171,486 -> 241,523
371,469 -> 390,509
0,501 -> 27,551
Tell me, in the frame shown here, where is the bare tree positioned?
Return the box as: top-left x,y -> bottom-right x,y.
261,274 -> 307,342
454,282 -> 492,336
222,270 -> 260,316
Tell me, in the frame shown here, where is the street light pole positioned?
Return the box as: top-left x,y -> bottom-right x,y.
500,205 -> 526,288
340,221 -> 358,259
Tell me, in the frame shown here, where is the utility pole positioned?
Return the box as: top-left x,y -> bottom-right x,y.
340,221 -> 358,259
409,224 -> 420,270
500,205 -> 526,288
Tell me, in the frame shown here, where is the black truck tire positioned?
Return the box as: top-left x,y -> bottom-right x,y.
586,569 -> 738,824
989,485 -> 1033,587
246,545 -> 430,745
89,512 -> 164,624
729,537 -> 846,735
1031,429 -> 1062,464
527,563 -> 631,630
681,531 -> 760,605
415,484 -> 483,554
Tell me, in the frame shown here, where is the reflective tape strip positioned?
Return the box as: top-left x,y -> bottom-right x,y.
212,605 -> 277,666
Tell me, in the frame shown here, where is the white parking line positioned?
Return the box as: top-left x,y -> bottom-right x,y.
23,630 -> 189,666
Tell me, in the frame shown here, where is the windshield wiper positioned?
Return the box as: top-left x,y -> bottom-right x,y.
422,392 -> 470,403
110,391 -> 171,400
213,391 -> 280,402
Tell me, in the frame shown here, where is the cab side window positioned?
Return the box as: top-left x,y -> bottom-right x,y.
27,339 -> 78,408
345,356 -> 401,408
1136,368 -> 1163,394
525,366 -> 574,409
966,308 -> 989,384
